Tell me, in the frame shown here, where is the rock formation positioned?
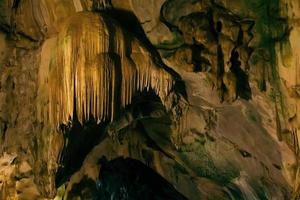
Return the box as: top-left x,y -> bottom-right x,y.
0,0 -> 300,199
37,11 -> 176,127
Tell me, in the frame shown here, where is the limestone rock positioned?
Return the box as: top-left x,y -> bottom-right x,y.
0,0 -> 299,199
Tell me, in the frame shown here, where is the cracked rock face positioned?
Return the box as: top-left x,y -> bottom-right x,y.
0,0 -> 300,199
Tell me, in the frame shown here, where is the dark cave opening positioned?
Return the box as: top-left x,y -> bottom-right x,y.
67,157 -> 188,200
96,157 -> 188,200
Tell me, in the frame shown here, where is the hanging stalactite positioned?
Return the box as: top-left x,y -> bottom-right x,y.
37,12 -> 177,128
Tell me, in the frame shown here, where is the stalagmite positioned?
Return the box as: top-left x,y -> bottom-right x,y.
37,12 -> 176,128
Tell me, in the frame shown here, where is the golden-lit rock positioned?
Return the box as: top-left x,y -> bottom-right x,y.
37,12 -> 175,127
0,0 -> 299,199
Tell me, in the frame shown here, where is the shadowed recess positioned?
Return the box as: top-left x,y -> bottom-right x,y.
96,157 -> 188,200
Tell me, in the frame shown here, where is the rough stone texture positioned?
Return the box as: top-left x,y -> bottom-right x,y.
0,0 -> 299,199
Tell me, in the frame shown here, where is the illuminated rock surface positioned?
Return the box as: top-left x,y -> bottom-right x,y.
0,0 -> 300,199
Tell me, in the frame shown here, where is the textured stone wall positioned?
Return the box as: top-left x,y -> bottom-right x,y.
0,0 -> 299,199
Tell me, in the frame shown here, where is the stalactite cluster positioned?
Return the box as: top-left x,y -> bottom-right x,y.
37,12 -> 175,128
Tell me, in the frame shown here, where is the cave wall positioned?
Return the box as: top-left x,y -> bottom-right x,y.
0,0 -> 299,199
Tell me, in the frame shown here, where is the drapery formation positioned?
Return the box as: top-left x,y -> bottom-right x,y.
37,12 -> 175,127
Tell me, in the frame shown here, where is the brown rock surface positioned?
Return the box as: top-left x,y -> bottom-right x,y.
0,0 -> 299,199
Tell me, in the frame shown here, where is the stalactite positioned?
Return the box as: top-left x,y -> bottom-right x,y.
37,12 -> 175,128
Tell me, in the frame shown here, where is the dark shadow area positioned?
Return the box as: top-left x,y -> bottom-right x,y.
67,176 -> 98,200
96,157 -> 188,200
230,51 -> 252,100
55,118 -> 108,187
129,89 -> 165,117
190,44 -> 211,72
12,0 -> 21,9
217,45 -> 226,102
66,157 -> 188,200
